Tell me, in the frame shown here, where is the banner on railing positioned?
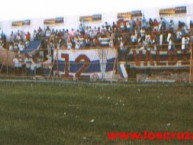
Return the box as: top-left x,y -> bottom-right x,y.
131,10 -> 143,18
12,20 -> 31,27
79,14 -> 102,23
53,48 -> 117,80
159,6 -> 187,16
44,17 -> 64,25
117,12 -> 132,20
117,10 -> 142,20
128,50 -> 190,69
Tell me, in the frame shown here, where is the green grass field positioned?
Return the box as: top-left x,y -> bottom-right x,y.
0,81 -> 193,145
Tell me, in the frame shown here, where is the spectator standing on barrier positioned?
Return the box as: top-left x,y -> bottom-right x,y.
10,31 -> 15,43
159,32 -> 163,49
169,19 -> 175,31
63,30 -> 68,44
149,35 -> 157,50
168,37 -> 175,51
153,19 -> 159,31
75,39 -> 80,49
18,41 -> 25,53
130,32 -> 137,46
176,28 -> 182,43
120,22 -> 125,32
21,31 -> 26,42
47,40 -> 55,55
32,55 -> 43,75
105,22 -> 110,31
67,39 -> 72,49
148,18 -> 154,30
101,25 -> 107,34
141,15 -> 147,30
140,28 -> 146,40
118,39 -> 125,59
85,36 -> 91,47
24,55 -> 31,76
119,39 -> 124,50
45,26 -> 51,38
109,38 -> 114,47
16,31 -> 22,42
190,20 -> 193,28
136,18 -> 141,32
9,42 -> 14,51
38,27 -> 44,38
30,57 -> 36,76
13,55 -> 22,75
13,42 -> 19,51
159,17 -> 167,31
167,32 -> 172,43
126,21 -> 131,32
79,23 -> 85,35
33,30 -> 38,40
112,22 -> 117,32
26,32 -> 31,41
69,28 -> 75,37
185,36 -> 190,50
181,35 -> 187,51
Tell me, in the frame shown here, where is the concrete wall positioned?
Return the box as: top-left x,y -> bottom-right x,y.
0,3 -> 192,38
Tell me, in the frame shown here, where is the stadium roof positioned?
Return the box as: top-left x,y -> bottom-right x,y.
1,0 -> 192,21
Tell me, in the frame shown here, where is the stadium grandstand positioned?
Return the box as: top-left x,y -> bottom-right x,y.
1,1 -> 193,145
0,0 -> 193,83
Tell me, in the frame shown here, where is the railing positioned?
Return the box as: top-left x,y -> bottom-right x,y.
0,28 -> 193,83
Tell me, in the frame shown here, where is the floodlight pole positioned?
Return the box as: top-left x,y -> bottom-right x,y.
189,28 -> 193,83
56,48 -> 59,79
6,49 -> 9,75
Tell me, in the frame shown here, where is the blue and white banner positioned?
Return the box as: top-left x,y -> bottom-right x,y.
53,48 -> 117,80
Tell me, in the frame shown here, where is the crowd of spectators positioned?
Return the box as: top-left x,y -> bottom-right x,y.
35,18 -> 193,54
116,17 -> 193,51
0,17 -> 193,53
0,16 -> 193,76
